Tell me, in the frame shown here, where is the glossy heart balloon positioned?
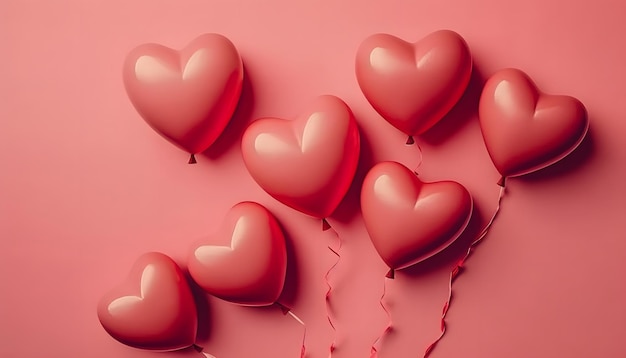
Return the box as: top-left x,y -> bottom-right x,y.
123,33 -> 243,161
478,68 -> 589,178
97,252 -> 198,351
361,161 -> 472,270
187,202 -> 287,306
241,95 -> 360,219
356,30 -> 472,138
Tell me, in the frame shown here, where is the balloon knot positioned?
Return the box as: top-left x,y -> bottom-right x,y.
322,218 -> 331,231
188,154 -> 197,164
406,136 -> 415,145
385,269 -> 395,279
192,344 -> 203,352
275,302 -> 291,315
497,176 -> 506,187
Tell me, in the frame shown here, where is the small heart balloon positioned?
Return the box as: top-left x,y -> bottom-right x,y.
356,30 -> 472,140
478,68 -> 589,178
361,161 -> 473,270
241,95 -> 360,219
187,202 -> 287,306
123,33 -> 243,162
97,252 -> 198,351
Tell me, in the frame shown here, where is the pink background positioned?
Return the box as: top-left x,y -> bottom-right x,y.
1,0 -> 625,357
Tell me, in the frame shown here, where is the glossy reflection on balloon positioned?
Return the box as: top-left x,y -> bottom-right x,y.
193,215 -> 249,262
107,265 -> 155,316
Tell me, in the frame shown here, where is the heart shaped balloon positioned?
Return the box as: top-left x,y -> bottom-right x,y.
97,252 -> 198,351
361,161 -> 473,270
241,95 -> 360,219
479,68 -> 589,178
356,30 -> 472,140
187,202 -> 287,306
123,33 -> 243,162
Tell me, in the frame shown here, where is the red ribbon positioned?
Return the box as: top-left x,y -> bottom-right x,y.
423,181 -> 506,357
370,272 -> 394,358
276,302 -> 307,357
413,142 -> 424,175
324,220 -> 342,356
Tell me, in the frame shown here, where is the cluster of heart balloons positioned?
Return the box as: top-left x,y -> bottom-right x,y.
98,30 -> 588,353
97,202 -> 288,352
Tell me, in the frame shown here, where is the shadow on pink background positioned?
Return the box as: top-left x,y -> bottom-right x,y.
1,1 -> 625,357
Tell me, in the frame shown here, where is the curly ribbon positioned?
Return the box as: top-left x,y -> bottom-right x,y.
412,142 -> 424,175
370,270 -> 394,358
423,179 -> 507,358
324,220 -> 342,357
276,302 -> 307,357
405,138 -> 424,176
192,344 -> 216,358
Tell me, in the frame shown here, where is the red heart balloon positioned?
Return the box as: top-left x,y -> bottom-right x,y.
479,68 -> 589,178
97,252 -> 198,351
241,95 -> 360,219
356,30 -> 472,138
187,202 -> 287,306
123,33 -> 243,159
361,161 -> 473,270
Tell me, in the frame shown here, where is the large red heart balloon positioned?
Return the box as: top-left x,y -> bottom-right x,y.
97,252 -> 198,351
355,30 -> 472,138
241,95 -> 360,219
123,33 -> 243,160
187,202 -> 287,306
361,161 -> 473,270
479,68 -> 589,178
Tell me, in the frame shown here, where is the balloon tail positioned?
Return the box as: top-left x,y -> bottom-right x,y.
385,269 -> 395,279
406,136 -> 415,145
188,154 -> 197,164
423,183 -> 506,358
192,344 -> 216,358
370,274 -> 393,358
497,176 -> 506,187
325,223 -> 342,356
275,302 -> 307,358
322,218 -> 331,231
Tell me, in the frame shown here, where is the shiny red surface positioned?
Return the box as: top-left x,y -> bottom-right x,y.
187,202 -> 287,306
123,33 -> 243,156
242,95 -> 360,219
479,68 -> 589,177
361,161 -> 472,270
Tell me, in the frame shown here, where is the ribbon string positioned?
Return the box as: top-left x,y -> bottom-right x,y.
276,302 -> 307,358
324,223 -> 342,357
289,310 -> 307,358
407,140 -> 424,176
370,273 -> 393,358
414,142 -> 424,175
423,182 -> 506,358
